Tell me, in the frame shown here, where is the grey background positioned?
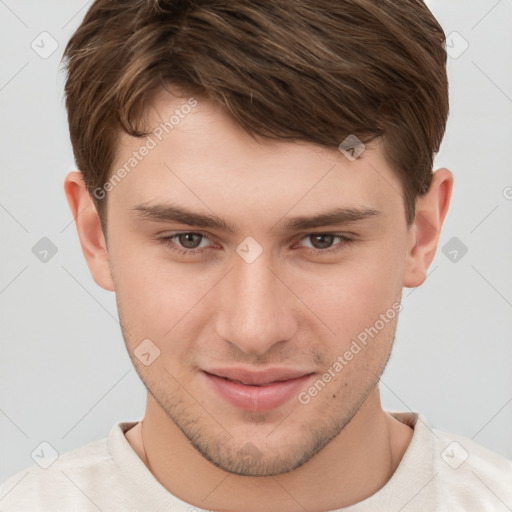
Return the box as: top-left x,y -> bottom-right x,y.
1,0 -> 511,484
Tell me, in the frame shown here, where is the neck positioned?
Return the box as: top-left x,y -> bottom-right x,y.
127,387 -> 413,512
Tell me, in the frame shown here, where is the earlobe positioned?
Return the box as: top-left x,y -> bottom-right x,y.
63,171 -> 115,292
403,168 -> 453,288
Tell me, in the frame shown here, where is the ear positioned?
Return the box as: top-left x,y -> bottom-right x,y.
63,171 -> 115,291
403,168 -> 453,288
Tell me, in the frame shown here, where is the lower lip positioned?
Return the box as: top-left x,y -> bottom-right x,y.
203,371 -> 314,412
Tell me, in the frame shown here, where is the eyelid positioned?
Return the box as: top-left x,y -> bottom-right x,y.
158,230 -> 354,243
293,231 -> 356,243
160,230 -> 217,248
158,230 -> 357,257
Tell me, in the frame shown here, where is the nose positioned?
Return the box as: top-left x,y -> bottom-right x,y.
214,248 -> 298,356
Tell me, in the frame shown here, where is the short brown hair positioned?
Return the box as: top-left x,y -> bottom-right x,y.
61,0 -> 448,228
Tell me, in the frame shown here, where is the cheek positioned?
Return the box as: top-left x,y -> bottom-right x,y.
109,242 -> 173,323
293,242 -> 405,343
110,243 -> 218,342
110,225 -> 406,346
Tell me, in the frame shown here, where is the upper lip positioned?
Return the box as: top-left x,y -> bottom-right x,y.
203,367 -> 314,385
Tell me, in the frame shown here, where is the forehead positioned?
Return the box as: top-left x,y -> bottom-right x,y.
109,89 -> 403,221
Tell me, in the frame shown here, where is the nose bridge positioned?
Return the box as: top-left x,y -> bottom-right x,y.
216,247 -> 296,355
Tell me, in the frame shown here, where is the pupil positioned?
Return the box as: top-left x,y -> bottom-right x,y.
312,234 -> 333,249
180,233 -> 201,249
177,234 -> 335,250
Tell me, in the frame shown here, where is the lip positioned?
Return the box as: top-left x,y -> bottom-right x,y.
202,367 -> 315,412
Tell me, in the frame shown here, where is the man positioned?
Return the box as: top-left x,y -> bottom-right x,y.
1,0 -> 511,510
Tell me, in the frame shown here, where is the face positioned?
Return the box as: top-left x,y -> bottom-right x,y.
104,88 -> 411,477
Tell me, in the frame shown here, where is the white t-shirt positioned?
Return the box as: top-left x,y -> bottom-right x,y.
1,411 -> 511,511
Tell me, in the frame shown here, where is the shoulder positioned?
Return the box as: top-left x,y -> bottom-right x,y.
0,423 -> 130,512
428,416 -> 512,507
388,411 -> 512,509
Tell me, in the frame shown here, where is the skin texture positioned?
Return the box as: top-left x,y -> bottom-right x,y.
64,88 -> 453,512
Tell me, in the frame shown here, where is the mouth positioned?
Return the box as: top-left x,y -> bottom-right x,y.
209,374 -> 299,386
201,369 -> 315,412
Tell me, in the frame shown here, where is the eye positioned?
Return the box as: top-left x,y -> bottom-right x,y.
159,232 -> 214,256
169,232 -> 208,249
157,231 -> 356,258
296,233 -> 355,255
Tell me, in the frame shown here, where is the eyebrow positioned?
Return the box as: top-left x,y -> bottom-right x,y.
131,202 -> 381,233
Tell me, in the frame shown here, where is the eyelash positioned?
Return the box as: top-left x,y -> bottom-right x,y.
158,232 -> 356,258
